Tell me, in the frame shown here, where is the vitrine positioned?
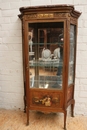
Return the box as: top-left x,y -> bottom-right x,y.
18,5 -> 81,130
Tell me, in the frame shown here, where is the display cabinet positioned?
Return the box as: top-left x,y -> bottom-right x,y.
18,5 -> 81,130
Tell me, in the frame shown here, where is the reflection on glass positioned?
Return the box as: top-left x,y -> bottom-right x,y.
68,24 -> 76,85
28,30 -> 33,52
28,22 -> 64,90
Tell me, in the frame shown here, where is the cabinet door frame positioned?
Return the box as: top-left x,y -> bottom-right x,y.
24,19 -> 68,97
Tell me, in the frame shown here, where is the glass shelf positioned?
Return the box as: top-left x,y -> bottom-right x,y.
29,60 -> 63,67
30,76 -> 62,90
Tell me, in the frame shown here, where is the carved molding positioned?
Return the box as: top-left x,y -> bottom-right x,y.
27,14 -> 37,19
70,17 -> 77,24
26,13 -> 53,19
54,13 -> 68,17
19,5 -> 81,20
25,12 -> 70,20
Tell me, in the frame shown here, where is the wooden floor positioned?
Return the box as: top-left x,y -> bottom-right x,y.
0,109 -> 87,130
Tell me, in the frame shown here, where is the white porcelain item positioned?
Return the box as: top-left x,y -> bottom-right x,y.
42,49 -> 51,59
53,48 -> 60,59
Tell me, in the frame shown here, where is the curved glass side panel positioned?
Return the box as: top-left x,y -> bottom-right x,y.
68,24 -> 76,85
28,22 -> 64,90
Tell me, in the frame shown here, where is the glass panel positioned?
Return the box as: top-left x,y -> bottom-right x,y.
68,24 -> 76,85
28,22 -> 64,90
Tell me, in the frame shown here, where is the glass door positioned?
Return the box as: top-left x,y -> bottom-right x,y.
68,24 -> 76,85
28,22 -> 64,90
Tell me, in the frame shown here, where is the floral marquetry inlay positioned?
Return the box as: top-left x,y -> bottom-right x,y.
67,86 -> 73,102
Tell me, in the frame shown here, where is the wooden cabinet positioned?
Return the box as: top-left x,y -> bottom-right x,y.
18,5 -> 81,129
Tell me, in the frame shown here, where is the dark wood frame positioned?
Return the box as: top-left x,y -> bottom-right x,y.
18,5 -> 81,130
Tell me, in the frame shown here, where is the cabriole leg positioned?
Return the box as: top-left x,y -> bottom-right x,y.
71,100 -> 75,117
64,110 -> 67,130
26,106 -> 29,126
24,82 -> 26,113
